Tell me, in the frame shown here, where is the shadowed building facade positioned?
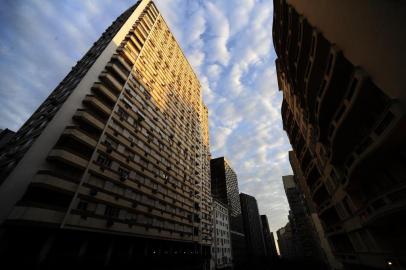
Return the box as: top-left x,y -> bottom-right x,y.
0,0 -> 212,268
260,215 -> 278,262
283,175 -> 328,266
210,157 -> 247,269
239,193 -> 266,261
277,222 -> 298,260
273,0 -> 406,269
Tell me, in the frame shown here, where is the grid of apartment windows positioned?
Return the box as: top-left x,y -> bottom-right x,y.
13,1 -> 212,245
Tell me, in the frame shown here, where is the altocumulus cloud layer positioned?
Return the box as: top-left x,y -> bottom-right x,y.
0,0 -> 292,233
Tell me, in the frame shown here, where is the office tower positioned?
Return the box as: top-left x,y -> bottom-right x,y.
211,200 -> 232,270
0,0 -> 212,268
210,157 -> 246,269
283,175 -> 325,263
260,215 -> 278,261
273,0 -> 406,269
239,193 -> 266,260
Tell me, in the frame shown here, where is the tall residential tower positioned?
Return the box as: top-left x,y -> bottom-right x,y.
273,0 -> 406,269
0,1 -> 212,268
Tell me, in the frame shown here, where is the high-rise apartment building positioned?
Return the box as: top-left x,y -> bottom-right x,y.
260,215 -> 278,261
0,0 -> 212,268
210,157 -> 246,269
273,0 -> 406,269
210,200 -> 232,270
239,193 -> 266,260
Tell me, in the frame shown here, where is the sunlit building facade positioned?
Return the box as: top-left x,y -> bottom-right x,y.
0,0 -> 212,268
274,0 -> 406,269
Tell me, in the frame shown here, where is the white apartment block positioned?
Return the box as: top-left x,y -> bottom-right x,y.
211,200 -> 232,269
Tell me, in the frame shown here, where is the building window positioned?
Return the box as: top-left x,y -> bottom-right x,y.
105,205 -> 120,218
96,153 -> 112,168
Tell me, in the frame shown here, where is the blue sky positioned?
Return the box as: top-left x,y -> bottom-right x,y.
0,0 -> 292,233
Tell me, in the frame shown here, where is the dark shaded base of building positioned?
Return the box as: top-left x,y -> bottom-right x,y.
0,224 -> 210,269
243,258 -> 329,270
273,259 -> 330,270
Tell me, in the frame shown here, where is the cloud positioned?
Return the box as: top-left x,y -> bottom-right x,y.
0,0 -> 292,235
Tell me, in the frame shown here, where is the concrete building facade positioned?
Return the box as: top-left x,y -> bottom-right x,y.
0,1 -> 212,268
273,0 -> 406,269
211,200 -> 232,270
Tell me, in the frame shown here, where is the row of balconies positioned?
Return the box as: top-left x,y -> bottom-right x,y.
104,120 -> 199,195
121,73 -> 204,164
88,157 -> 196,215
76,182 -> 195,229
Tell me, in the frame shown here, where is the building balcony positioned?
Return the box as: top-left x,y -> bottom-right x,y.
106,61 -> 130,83
294,17 -> 312,100
83,95 -> 112,117
319,205 -> 340,232
6,206 -> 65,225
47,149 -> 89,169
285,6 -> 299,80
303,30 -> 330,123
91,82 -> 118,103
73,109 -> 106,131
315,46 -> 353,143
99,71 -> 124,94
31,171 -> 78,193
62,126 -> 98,149
328,69 -> 389,165
117,46 -> 136,67
305,161 -> 321,188
111,54 -> 132,73
343,102 -> 404,179
312,184 -> 330,207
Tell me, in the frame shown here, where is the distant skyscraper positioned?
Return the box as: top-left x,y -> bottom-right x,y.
210,157 -> 246,269
260,215 -> 278,261
239,193 -> 266,260
273,0 -> 406,269
0,0 -> 212,268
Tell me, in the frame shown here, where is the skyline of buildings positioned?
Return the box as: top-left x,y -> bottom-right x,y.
0,2 -> 279,269
0,0 -> 292,239
1,0 -> 402,269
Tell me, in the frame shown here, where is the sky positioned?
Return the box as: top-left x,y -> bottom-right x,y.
0,0 -> 293,234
